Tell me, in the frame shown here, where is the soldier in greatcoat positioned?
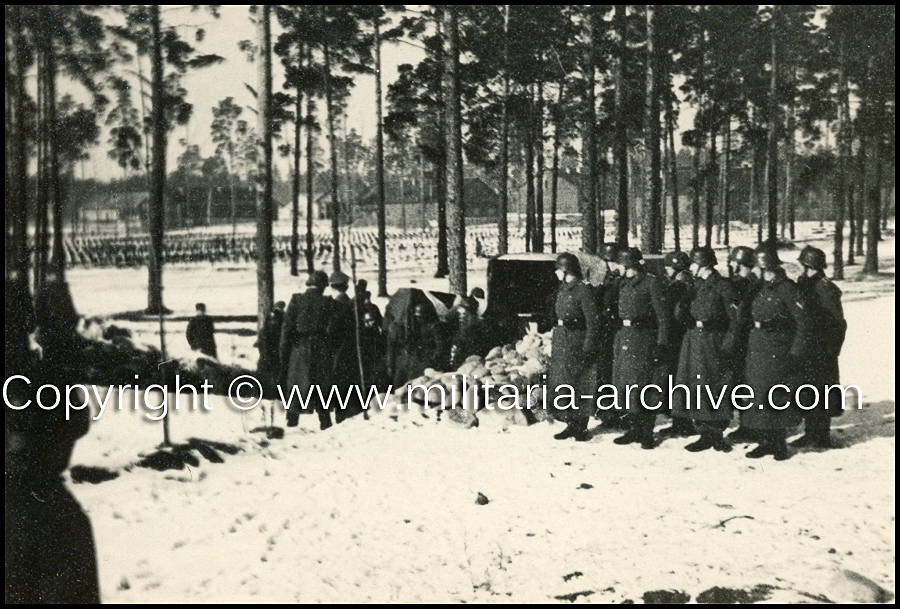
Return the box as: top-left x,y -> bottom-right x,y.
726,245 -> 761,442
595,243 -> 625,429
792,246 -> 847,449
7,266 -> 100,604
256,301 -> 285,397
611,247 -> 671,449
329,271 -> 362,422
280,270 -> 336,430
186,302 -> 217,360
658,250 -> 696,438
673,246 -> 740,452
742,243 -> 810,460
389,303 -> 446,387
449,296 -> 491,369
547,253 -> 600,441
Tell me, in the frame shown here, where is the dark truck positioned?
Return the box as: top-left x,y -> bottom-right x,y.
482,252 -> 666,346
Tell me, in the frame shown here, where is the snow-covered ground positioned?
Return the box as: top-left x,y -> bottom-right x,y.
62,222 -> 894,602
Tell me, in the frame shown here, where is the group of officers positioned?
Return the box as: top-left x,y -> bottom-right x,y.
265,270 -> 491,431
547,242 -> 847,461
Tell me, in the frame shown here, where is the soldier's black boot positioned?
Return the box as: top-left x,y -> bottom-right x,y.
712,429 -> 733,452
317,408 -> 333,431
286,409 -> 300,428
685,431 -> 715,452
554,424 -> 579,441
573,419 -> 592,442
746,433 -> 772,459
771,431 -> 790,461
613,426 -> 642,445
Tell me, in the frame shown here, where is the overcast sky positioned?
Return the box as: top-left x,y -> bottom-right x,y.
68,6 -> 424,180
62,5 -> 733,182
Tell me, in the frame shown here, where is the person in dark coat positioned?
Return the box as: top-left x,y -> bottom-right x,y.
280,271 -> 336,430
256,301 -> 285,397
595,243 -> 625,429
354,279 -> 383,328
6,410 -> 100,604
547,253 -> 600,441
792,246 -> 847,449
611,247 -> 670,449
34,271 -> 83,381
726,245 -> 761,442
7,268 -> 100,604
186,303 -> 217,359
329,271 -> 362,422
449,297 -> 490,369
6,266 -> 37,387
742,243 -> 809,460
657,250 -> 697,438
389,303 -> 446,387
673,247 -> 740,452
359,309 -> 389,392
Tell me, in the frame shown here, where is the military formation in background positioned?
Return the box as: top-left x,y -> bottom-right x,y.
547,243 -> 847,461
56,226 -> 585,271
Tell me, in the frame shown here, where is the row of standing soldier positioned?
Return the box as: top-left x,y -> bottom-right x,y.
547,242 -> 846,461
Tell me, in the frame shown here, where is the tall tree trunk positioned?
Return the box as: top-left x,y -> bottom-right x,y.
305,49 -> 315,273
323,43 -> 341,273
443,6 -> 466,294
35,38 -> 48,290
147,4 -> 167,314
499,4 -> 510,255
580,7 -> 598,254
435,9 -> 448,278
644,5 -> 662,254
854,138 -> 864,257
256,4 -> 274,335
705,130 -> 717,247
834,50 -> 847,280
525,88 -> 535,252
753,138 -> 764,243
613,4 -> 628,247
374,18 -> 388,296
400,162 -> 407,232
722,120 -> 731,247
691,142 -> 701,249
630,149 -> 639,240
290,80 -> 303,277
44,28 -> 65,280
667,101 -> 680,251
765,9 -> 779,243
10,5 -> 29,277
419,151 -> 426,231
785,72 -> 796,241
862,133 -> 880,274
862,55 -> 882,275
534,78 -> 545,253
550,81 -> 563,253
847,153 -> 856,267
